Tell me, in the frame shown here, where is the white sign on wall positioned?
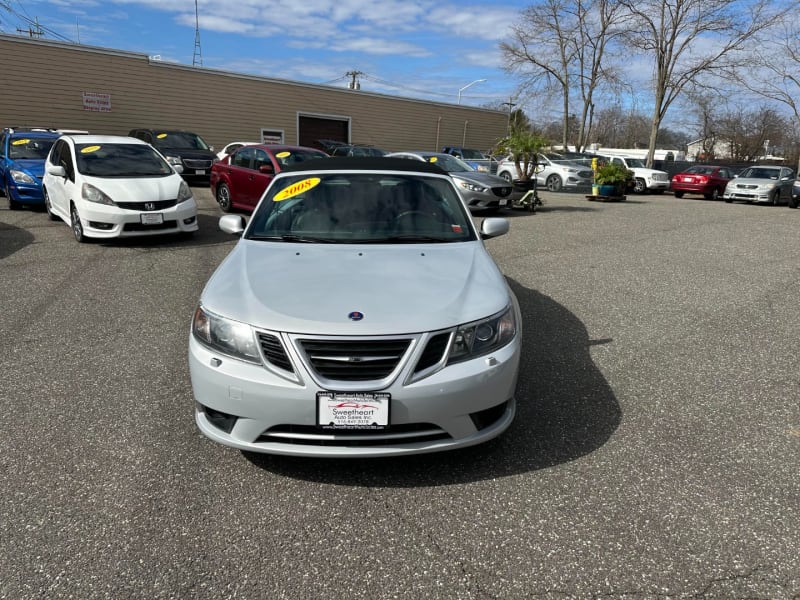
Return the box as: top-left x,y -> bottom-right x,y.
82,92 -> 111,112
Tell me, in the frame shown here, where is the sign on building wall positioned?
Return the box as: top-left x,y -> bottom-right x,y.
82,92 -> 111,112
261,129 -> 284,144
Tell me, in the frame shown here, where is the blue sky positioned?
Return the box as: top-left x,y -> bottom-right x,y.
2,1 -> 531,109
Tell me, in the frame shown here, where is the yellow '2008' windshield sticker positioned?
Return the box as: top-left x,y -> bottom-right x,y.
12,139 -> 30,145
157,133 -> 168,139
81,145 -> 101,154
273,177 -> 321,201
275,151 -> 291,158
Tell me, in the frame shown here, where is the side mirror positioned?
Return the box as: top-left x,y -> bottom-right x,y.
47,164 -> 66,177
219,214 -> 247,236
209,146 -> 215,153
258,164 -> 275,174
480,217 -> 509,240
173,164 -> 184,174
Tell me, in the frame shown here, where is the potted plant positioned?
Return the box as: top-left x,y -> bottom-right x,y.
594,162 -> 632,197
492,128 -> 548,193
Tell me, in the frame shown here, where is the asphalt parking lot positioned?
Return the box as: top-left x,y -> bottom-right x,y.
1,187 -> 798,599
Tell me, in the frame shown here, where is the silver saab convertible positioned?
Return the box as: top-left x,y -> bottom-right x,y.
189,157 -> 521,457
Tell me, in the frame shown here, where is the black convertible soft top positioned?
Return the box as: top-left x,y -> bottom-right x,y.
279,156 -> 447,176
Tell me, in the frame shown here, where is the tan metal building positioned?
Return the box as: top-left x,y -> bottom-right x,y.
0,34 -> 508,154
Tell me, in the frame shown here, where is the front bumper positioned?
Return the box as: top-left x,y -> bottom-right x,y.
75,198 -> 199,238
722,190 -> 773,203
189,328 -> 521,457
6,179 -> 45,204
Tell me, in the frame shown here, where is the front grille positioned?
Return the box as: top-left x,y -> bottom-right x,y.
737,184 -> 758,189
414,332 -> 450,373
117,199 -> 177,211
577,170 -> 594,179
653,173 -> 669,182
258,333 -> 294,373
298,338 -> 411,382
492,185 -> 512,198
183,159 -> 213,170
123,220 -> 177,231
256,423 -> 450,447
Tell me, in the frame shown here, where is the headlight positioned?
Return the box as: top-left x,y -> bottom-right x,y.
165,155 -> 183,166
176,180 -> 193,203
192,305 -> 260,363
458,180 -> 487,193
82,183 -> 115,205
448,306 -> 517,364
10,169 -> 35,184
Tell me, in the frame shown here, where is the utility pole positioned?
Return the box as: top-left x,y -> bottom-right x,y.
16,16 -> 43,38
502,98 -> 517,133
346,70 -> 363,90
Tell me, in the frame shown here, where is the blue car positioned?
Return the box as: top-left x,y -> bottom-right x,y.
0,128 -> 60,210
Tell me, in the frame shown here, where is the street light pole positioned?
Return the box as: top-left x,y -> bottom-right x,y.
458,79 -> 487,105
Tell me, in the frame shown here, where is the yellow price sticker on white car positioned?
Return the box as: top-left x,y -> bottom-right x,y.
81,145 -> 101,154
157,133 -> 168,139
273,177 -> 321,201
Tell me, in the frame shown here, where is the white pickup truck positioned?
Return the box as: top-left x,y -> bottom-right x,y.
598,154 -> 670,194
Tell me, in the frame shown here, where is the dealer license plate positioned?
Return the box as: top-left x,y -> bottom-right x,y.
317,391 -> 390,430
195,169 -> 206,175
499,199 -> 508,206
140,213 -> 164,225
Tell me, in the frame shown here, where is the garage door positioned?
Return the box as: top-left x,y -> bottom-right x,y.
299,115 -> 349,151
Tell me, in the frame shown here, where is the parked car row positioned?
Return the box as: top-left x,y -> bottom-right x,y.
670,163 -> 798,207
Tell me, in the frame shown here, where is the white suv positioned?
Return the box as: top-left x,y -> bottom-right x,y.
496,152 -> 593,192
597,155 -> 670,194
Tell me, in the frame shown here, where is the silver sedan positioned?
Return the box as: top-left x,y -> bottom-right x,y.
386,151 -> 513,211
189,157 -> 521,457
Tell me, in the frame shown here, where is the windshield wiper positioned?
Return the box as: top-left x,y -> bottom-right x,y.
249,234 -> 337,243
381,235 -> 449,243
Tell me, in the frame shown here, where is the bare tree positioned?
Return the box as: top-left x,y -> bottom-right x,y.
502,0 -> 627,151
730,18 -> 800,169
620,0 -> 778,167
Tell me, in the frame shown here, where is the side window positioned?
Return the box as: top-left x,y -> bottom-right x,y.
54,140 -> 76,183
253,149 -> 270,170
0,133 -> 6,158
232,147 -> 253,169
611,157 -> 622,166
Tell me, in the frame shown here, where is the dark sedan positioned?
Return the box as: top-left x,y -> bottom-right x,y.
670,165 -> 734,200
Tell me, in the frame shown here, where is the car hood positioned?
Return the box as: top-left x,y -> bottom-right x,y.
10,159 -> 45,177
728,177 -> 779,187
201,241 -> 511,335
83,174 -> 184,200
451,172 -> 510,186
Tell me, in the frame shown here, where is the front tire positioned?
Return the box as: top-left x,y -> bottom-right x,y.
71,204 -> 88,243
44,188 -> 59,221
673,191 -> 684,199
789,194 -> 799,209
216,183 -> 232,212
499,171 -> 512,183
771,189 -> 781,206
545,174 -> 563,192
633,178 -> 647,194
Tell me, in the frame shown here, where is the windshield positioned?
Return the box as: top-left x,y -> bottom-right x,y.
425,155 -> 475,173
75,143 -> 174,177
738,167 -> 781,180
246,172 -> 476,244
460,149 -> 486,160
9,137 -> 55,160
624,158 -> 646,168
153,132 -> 210,150
274,149 -> 328,167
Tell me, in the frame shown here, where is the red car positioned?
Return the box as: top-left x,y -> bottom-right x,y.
210,144 -> 328,212
670,165 -> 734,200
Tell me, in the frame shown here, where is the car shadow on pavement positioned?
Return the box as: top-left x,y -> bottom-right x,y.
244,278 -> 621,486
0,220 -> 35,259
